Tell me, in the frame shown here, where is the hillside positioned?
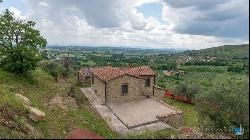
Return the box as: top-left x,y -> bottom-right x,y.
182,44 -> 249,60
0,69 -> 118,139
0,69 -> 181,139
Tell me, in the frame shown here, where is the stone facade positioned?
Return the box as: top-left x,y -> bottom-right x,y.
91,74 -> 159,104
140,76 -> 154,97
153,86 -> 165,100
78,72 -> 91,85
87,66 -> 157,104
106,75 -> 143,103
157,113 -> 184,128
91,74 -> 160,104
152,97 -> 184,128
91,75 -> 106,104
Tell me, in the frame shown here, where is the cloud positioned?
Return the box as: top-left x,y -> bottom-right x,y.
3,0 -> 246,49
25,0 -> 122,28
162,0 -> 249,39
165,0 -> 227,9
39,1 -> 48,7
9,6 -> 26,19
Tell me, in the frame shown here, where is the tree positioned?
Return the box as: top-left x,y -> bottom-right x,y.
60,56 -> 71,81
0,9 -> 47,75
39,60 -> 61,82
174,82 -> 200,99
196,83 -> 249,138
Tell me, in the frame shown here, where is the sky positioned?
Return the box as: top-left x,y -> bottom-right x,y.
0,0 -> 249,49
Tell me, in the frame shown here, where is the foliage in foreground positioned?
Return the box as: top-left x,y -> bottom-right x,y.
38,60 -> 62,82
174,82 -> 200,99
0,9 -> 47,75
196,82 -> 249,138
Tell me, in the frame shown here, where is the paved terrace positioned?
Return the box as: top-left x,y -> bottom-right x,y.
108,98 -> 179,129
80,87 -> 178,135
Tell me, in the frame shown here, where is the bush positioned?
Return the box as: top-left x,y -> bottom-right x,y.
195,83 -> 249,138
227,65 -> 245,73
0,10 -> 47,76
174,83 -> 200,99
184,61 -> 227,66
38,60 -> 62,82
2,46 -> 41,75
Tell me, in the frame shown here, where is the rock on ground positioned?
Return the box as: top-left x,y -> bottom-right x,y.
28,107 -> 45,122
15,93 -> 32,107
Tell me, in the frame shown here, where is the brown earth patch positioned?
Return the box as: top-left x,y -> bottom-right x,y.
0,104 -> 29,134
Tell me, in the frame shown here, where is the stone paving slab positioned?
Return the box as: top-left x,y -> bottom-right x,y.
108,98 -> 178,128
80,87 -> 171,136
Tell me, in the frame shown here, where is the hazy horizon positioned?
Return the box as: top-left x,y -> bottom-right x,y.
46,43 -> 249,51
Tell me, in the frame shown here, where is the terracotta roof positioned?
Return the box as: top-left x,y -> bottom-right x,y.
90,66 -> 125,81
119,66 -> 157,77
90,66 -> 156,82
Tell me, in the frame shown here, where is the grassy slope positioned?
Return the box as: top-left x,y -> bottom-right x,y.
0,69 -> 117,139
0,68 -> 181,139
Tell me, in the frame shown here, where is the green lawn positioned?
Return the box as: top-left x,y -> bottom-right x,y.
164,97 -> 199,128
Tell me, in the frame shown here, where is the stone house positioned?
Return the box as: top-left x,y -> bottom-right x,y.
77,68 -> 92,85
78,66 -> 157,104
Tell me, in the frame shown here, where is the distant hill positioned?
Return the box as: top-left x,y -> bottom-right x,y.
181,44 -> 249,60
46,45 -> 185,55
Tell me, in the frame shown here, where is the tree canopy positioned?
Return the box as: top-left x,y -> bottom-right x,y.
0,9 -> 47,75
0,9 -> 47,49
196,82 -> 249,138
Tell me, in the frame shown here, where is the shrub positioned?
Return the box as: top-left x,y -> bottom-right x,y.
38,60 -> 61,82
0,10 -> 47,76
2,46 -> 40,76
227,65 -> 245,73
174,83 -> 200,99
195,83 -> 249,138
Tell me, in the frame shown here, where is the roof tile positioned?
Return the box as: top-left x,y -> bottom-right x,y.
90,66 -> 156,82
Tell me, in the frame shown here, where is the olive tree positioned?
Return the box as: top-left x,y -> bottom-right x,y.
39,60 -> 62,82
61,56 -> 71,81
196,83 -> 249,138
0,9 -> 47,75
174,82 -> 200,99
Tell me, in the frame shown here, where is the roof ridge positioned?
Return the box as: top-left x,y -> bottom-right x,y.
89,65 -> 156,82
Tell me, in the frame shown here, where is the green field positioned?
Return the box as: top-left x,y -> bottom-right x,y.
156,66 -> 248,93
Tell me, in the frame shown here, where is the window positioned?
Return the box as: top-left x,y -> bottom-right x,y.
121,84 -> 128,95
145,78 -> 150,87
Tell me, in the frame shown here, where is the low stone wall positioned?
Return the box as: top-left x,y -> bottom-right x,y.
157,112 -> 184,129
152,96 -> 184,129
153,86 -> 165,100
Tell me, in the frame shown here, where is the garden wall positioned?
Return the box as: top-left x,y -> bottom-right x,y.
153,86 -> 165,100
157,113 -> 184,128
